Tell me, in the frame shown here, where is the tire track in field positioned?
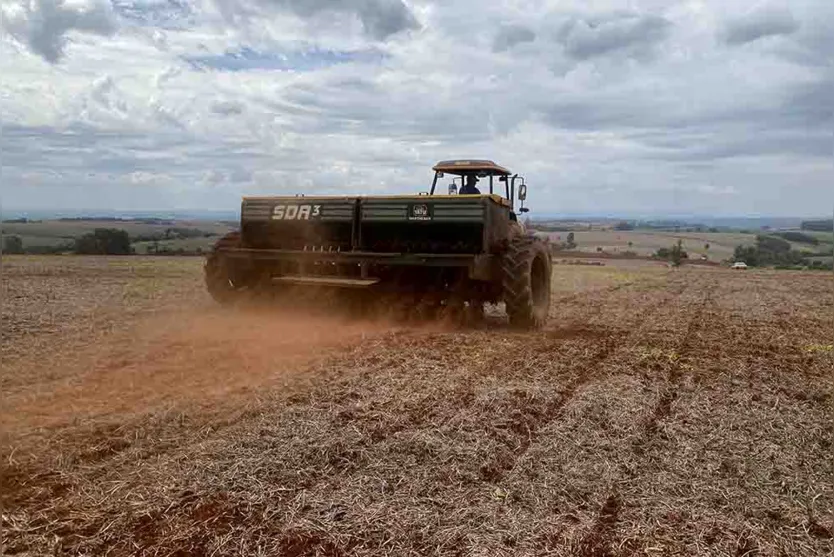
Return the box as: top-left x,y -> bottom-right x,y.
478,334 -> 622,482
575,493 -> 623,557
637,276 -> 715,445
479,278 -> 688,485
575,274 -> 716,557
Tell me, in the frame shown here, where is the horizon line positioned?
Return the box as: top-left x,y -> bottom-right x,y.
2,210 -> 831,220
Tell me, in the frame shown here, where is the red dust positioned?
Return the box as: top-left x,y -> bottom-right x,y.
1,304 -> 401,438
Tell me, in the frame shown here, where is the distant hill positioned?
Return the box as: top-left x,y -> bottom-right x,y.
3,209 -> 240,222
4,209 -> 827,231
801,219 -> 834,232
531,214 -> 812,231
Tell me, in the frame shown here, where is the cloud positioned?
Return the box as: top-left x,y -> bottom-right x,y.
493,24 -> 535,53
89,75 -> 127,113
557,11 -> 672,61
352,0 -> 418,40
112,0 -> 194,28
784,76 -> 834,129
210,99 -> 244,115
723,6 -> 799,45
1,0 -> 832,217
1,0 -> 117,62
210,0 -> 419,41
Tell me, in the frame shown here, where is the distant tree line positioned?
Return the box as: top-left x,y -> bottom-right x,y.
528,223 -> 574,232
733,234 -> 832,270
55,217 -> 177,225
3,235 -> 75,255
3,235 -> 24,254
57,217 -> 126,222
2,218 -> 41,224
647,235 -> 832,270
146,245 -> 206,256
772,231 -> 820,245
633,220 -> 718,232
74,228 -> 133,255
132,227 -> 215,242
4,227 -> 217,256
801,219 -> 834,232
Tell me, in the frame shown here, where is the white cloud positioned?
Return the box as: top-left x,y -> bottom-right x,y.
0,0 -> 831,216
557,11 -> 672,61
1,0 -> 117,62
210,98 -> 244,115
722,4 -> 799,45
206,0 -> 419,43
492,24 -> 535,53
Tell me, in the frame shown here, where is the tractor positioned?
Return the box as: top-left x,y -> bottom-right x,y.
204,160 -> 552,328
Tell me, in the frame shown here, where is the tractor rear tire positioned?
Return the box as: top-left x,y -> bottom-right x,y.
502,235 -> 552,329
204,231 -> 255,305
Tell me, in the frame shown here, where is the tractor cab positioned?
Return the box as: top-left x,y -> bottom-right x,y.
429,159 -> 529,216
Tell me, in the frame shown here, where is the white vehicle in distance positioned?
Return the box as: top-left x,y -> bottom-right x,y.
731,261 -> 748,269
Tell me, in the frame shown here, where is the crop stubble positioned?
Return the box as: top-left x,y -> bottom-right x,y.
1,256 -> 833,556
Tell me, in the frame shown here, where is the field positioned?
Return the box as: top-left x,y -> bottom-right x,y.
2,255 -> 833,556
1,219 -> 235,253
7,220 -> 831,264
542,230 -> 833,261
562,231 -> 751,260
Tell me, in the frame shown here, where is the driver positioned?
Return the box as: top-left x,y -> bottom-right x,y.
459,175 -> 481,195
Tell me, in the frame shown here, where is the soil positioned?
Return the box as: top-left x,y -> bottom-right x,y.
2,255 -> 833,556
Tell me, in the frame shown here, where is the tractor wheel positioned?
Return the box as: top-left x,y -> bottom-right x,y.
501,235 -> 552,329
465,300 -> 485,325
204,231 -> 255,305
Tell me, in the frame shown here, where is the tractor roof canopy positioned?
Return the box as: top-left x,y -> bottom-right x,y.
432,159 -> 511,176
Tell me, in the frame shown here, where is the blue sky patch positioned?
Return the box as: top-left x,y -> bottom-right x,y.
184,46 -> 385,72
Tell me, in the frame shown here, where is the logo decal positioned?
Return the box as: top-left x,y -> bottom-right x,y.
272,204 -> 321,220
409,204 -> 431,221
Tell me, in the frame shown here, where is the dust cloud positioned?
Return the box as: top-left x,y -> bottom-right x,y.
2,302 -> 402,436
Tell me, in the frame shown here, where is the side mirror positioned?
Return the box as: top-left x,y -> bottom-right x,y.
499,176 -> 507,183
518,184 -> 527,201
438,172 -> 444,178
448,183 -> 458,195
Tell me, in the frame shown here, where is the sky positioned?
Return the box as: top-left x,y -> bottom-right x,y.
1,0 -> 832,217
